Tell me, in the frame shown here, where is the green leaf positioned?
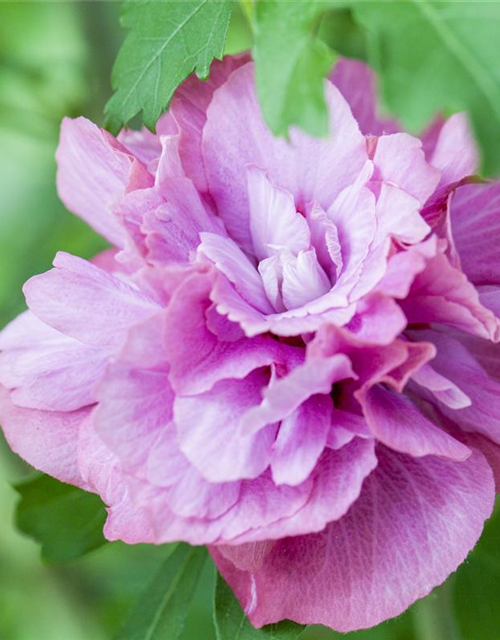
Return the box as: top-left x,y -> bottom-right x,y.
253,0 -> 336,138
14,474 -> 107,564
318,8 -> 367,62
214,571 -> 305,639
352,0 -> 500,175
453,497 -> 500,640
105,0 -> 234,133
115,543 -> 207,640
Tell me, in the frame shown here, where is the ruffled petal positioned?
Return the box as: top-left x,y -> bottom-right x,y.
430,113 -> 479,189
330,58 -> 399,136
247,167 -> 309,261
212,445 -> 494,631
203,62 -> 367,252
56,117 -> 151,247
411,329 -> 500,444
23,252 -> 160,346
162,270 -> 284,395
0,386 -> 89,487
401,250 -> 499,341
271,395 -> 332,486
174,369 -> 278,482
450,182 -> 500,286
362,385 -> 471,460
198,233 -> 274,314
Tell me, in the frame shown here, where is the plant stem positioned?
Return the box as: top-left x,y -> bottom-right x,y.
411,579 -> 461,640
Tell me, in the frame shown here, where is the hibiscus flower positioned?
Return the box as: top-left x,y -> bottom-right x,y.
1,56 -> 499,632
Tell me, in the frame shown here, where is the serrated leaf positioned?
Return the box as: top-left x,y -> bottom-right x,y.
214,571 -> 305,640
14,474 -> 107,564
105,0 -> 234,133
253,0 -> 336,138
115,543 -> 206,640
353,0 -> 500,175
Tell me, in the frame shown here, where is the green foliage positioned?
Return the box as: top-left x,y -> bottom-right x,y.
453,498 -> 500,640
214,572 -> 305,639
115,543 -> 207,640
353,0 -> 500,175
253,0 -> 335,138
317,8 -> 367,62
14,474 -> 107,564
104,0 -> 500,175
105,0 -> 234,133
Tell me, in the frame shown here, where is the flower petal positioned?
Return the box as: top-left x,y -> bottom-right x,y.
247,167 -> 309,261
56,117 -> 151,246
450,182 -> 500,287
213,445 -> 494,632
203,62 -> 367,252
271,395 -> 332,486
24,252 -> 160,346
174,370 -> 277,482
0,386 -> 89,487
362,385 -> 471,460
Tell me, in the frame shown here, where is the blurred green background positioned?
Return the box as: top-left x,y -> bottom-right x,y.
0,3 -> 498,640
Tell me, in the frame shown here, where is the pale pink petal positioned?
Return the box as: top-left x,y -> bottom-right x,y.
203,62 -> 367,252
115,187 -> 162,267
258,255 -> 286,313
171,53 -> 250,192
0,340 -> 108,412
374,237 -> 438,299
0,386 -> 89,487
154,133 -> 184,185
138,469 -> 311,546
281,249 -> 331,310
411,362 -> 471,410
56,117 -> 151,247
166,437 -> 376,546
198,233 -> 274,314
247,167 -> 309,261
372,182 -> 430,245
327,161 -> 376,289
330,58 -> 400,136
373,133 -> 440,204
144,423 -> 241,520
305,202 -> 342,279
77,415 -> 156,544
145,177 -> 223,265
430,113 -> 479,189
344,294 -> 407,346
94,361 -> 174,476
167,467 -> 240,520
271,395 -> 332,486
118,126 -> 163,166
24,252 -> 160,346
174,370 -> 278,482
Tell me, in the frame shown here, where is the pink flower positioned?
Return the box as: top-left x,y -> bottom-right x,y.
1,55 -> 500,631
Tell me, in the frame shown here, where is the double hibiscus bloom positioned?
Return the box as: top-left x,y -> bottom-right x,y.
1,55 -> 500,632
